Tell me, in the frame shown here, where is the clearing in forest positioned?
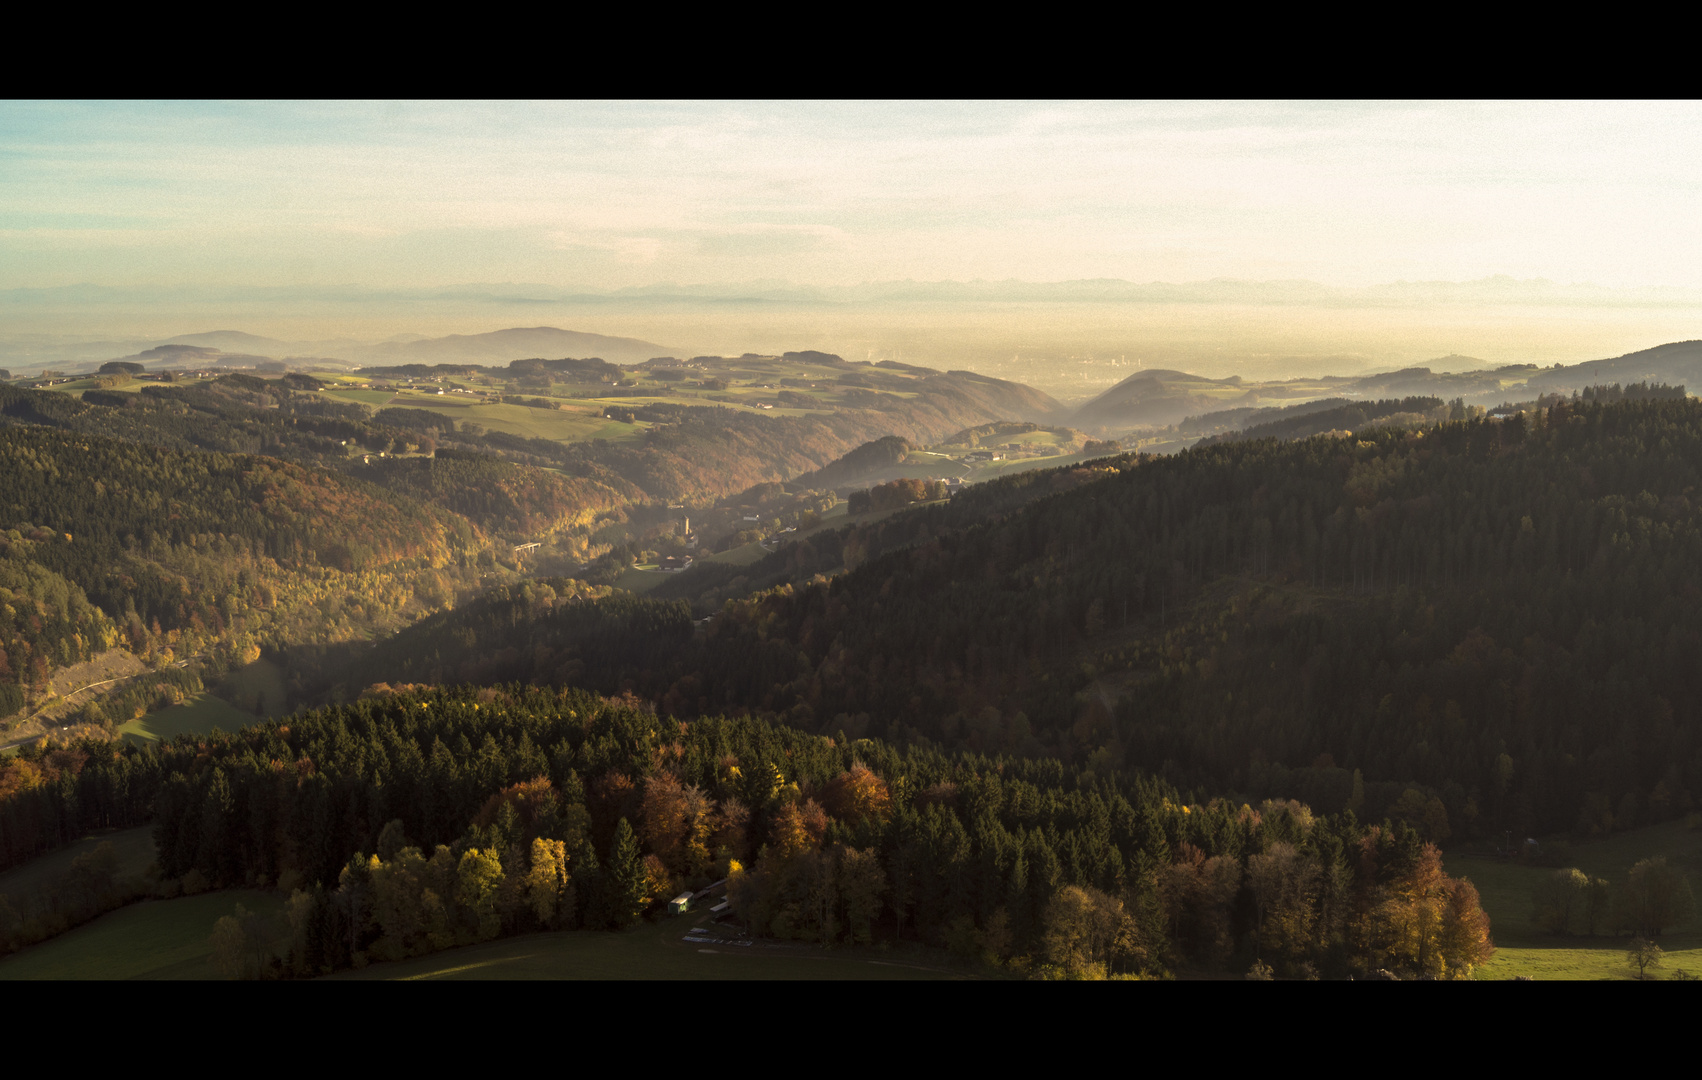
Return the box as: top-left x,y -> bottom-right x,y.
1444,819 -> 1702,980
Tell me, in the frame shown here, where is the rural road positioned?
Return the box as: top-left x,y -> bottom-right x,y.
0,656 -> 200,753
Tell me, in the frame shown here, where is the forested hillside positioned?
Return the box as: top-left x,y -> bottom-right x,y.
338,398 -> 1702,850
1200,396 -> 1449,444
0,424 -> 488,718
3,358 -> 1058,547
0,353 -> 1068,728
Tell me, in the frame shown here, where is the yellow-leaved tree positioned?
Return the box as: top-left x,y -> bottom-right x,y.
523,837 -> 573,929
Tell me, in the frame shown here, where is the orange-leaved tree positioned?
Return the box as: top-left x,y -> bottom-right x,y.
821,763 -> 892,825
1375,844 -> 1493,977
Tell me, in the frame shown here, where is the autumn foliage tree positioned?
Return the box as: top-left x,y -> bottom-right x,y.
639,772 -> 717,877
1159,843 -> 1241,968
1246,842 -> 1322,965
523,838 -> 573,929
1438,876 -> 1495,973
1364,842 -> 1493,978
1042,885 -> 1142,979
821,763 -> 891,825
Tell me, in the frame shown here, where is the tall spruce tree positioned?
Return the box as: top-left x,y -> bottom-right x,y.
606,818 -> 648,928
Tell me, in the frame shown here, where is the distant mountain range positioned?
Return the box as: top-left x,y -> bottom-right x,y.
5,326 -> 684,374
354,326 -> 680,366
1067,340 -> 1702,434
7,315 -> 1702,443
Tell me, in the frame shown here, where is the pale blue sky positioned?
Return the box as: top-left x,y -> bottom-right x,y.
3,100 -> 1700,291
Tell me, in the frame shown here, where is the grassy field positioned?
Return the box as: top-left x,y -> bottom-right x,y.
335,914 -> 980,981
697,542 -> 772,568
115,658 -> 284,745
904,450 -> 970,476
1444,819 -> 1702,980
0,826 -> 156,902
323,388 -> 398,406
69,381 -> 149,397
0,889 -> 280,980
610,566 -> 667,594
119,694 -> 260,745
45,375 -> 684,449
991,428 -> 1080,451
384,397 -> 646,444
968,451 -> 1092,482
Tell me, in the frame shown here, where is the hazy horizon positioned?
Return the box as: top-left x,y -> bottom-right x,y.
5,101 -> 1699,399
5,275 -> 1701,402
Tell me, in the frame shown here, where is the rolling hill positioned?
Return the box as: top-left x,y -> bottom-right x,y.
354,327 -> 682,366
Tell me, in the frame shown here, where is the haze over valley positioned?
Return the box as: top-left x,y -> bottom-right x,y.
10,275 -> 1702,405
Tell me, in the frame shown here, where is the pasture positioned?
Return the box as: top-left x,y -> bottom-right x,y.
967,450 -> 1092,482
389,397 -> 646,445
119,694 -> 259,745
323,389 -> 398,406
0,889 -> 281,980
1444,819 -> 1702,980
117,658 -> 281,744
610,566 -> 667,594
697,542 -> 771,568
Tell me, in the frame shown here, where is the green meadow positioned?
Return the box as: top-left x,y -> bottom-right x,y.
1444,819 -> 1702,980
611,566 -> 667,594
697,542 -> 771,568
386,397 -> 644,444
0,889 -> 281,980
119,694 -> 258,745
323,389 -> 398,406
117,659 -> 283,745
968,450 -> 1093,482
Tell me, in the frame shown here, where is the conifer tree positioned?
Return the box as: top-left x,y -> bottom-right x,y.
572,838 -> 605,928
606,818 -> 648,928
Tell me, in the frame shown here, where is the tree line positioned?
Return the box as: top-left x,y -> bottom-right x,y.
1,686 -> 1491,978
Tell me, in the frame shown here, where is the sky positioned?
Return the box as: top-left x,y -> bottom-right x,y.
5,100 -> 1702,293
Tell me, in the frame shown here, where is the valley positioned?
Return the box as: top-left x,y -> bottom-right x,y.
4,333 -> 1702,980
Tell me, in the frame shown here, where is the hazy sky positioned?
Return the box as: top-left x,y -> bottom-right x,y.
5,100 -> 1701,292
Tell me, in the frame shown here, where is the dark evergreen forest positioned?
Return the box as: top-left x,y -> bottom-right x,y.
0,687 -> 1491,979
329,398 -> 1702,845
